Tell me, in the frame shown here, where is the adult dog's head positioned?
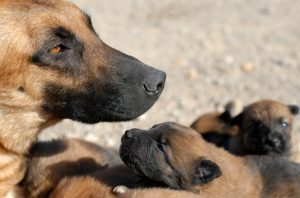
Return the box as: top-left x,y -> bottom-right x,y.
0,0 -> 165,124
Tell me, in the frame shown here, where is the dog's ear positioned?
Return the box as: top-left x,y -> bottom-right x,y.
219,110 -> 232,124
192,158 -> 221,185
231,112 -> 244,126
288,105 -> 299,115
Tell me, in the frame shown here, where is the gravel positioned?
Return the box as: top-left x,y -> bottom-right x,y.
40,0 -> 300,150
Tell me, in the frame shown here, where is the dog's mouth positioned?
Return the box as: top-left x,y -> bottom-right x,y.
42,68 -> 165,124
244,133 -> 287,154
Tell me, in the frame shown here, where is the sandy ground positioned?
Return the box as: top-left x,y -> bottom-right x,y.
40,0 -> 300,150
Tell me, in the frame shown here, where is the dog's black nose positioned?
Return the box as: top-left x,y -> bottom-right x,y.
143,70 -> 166,95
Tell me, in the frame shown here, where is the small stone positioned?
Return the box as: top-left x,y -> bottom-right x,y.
175,58 -> 189,67
85,133 -> 98,142
107,138 -> 116,147
241,63 -> 255,73
188,68 -> 199,80
225,55 -> 234,64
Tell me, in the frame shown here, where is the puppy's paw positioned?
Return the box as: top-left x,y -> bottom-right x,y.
113,185 -> 128,194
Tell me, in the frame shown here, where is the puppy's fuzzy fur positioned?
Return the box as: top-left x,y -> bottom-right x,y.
192,100 -> 300,161
22,139 -> 157,198
120,122 -> 300,198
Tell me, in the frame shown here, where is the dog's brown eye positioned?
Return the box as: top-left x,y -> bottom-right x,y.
49,45 -> 65,54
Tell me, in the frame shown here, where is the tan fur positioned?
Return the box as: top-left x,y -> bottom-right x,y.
50,177 -> 116,198
47,175 -> 199,198
191,112 -> 238,136
24,124 -> 300,198
22,139 -> 121,198
163,127 -> 262,198
192,100 -> 300,162
51,128 -> 262,198
0,1 -> 102,195
118,123 -> 300,197
0,0 -> 155,196
231,100 -> 300,161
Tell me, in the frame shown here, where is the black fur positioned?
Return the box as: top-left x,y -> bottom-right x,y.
246,156 -> 300,196
202,133 -> 231,148
31,27 -> 83,75
288,105 -> 300,115
219,110 -> 232,123
192,159 -> 222,185
31,22 -> 165,123
242,120 -> 290,155
42,54 -> 165,123
120,126 -> 188,190
84,13 -> 97,35
120,123 -> 221,191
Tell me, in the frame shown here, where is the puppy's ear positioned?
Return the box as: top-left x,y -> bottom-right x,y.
288,105 -> 299,115
231,112 -> 244,126
192,158 -> 221,185
219,110 -> 232,123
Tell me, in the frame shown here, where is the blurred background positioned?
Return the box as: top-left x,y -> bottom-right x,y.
40,0 -> 300,150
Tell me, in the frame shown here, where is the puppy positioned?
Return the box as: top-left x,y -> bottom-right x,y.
191,110 -> 238,147
120,122 -> 300,198
191,100 -> 241,148
0,0 -> 165,196
229,100 -> 299,159
192,100 -> 300,161
21,139 -> 156,198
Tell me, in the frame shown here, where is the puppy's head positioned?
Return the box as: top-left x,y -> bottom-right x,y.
120,122 -> 222,191
0,0 -> 165,124
232,100 -> 299,155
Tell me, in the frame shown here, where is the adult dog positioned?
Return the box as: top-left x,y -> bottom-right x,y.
0,0 -> 165,197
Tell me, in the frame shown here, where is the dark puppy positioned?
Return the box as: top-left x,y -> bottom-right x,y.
229,100 -> 299,159
0,0 -> 165,196
120,122 -> 300,198
192,100 -> 299,161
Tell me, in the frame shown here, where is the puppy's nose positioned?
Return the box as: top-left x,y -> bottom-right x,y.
266,133 -> 281,147
143,70 -> 166,95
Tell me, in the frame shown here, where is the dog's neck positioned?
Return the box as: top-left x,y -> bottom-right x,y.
0,90 -> 58,155
196,143 -> 263,198
0,110 -> 47,154
0,92 -> 60,197
0,109 -> 42,198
